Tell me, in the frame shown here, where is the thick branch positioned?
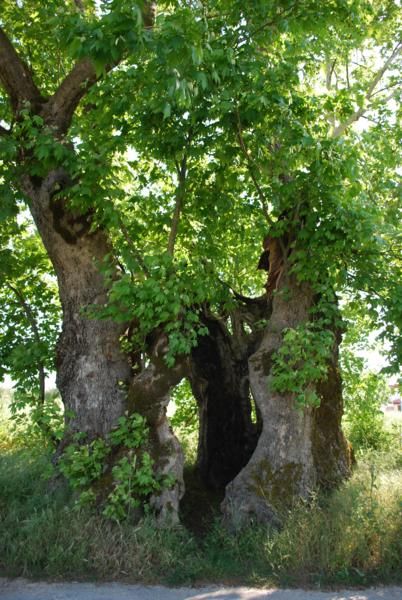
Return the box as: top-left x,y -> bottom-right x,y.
2,2 -> 157,134
42,58 -> 98,134
332,43 -> 402,138
143,1 -> 157,29
0,24 -> 96,133
43,1 -> 157,134
0,27 -> 44,113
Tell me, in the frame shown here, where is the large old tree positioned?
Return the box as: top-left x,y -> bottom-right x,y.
0,0 -> 400,525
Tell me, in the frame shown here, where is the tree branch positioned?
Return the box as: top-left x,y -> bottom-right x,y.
345,57 -> 350,90
2,2 -> 157,134
43,1 -> 157,134
0,23 -> 97,134
42,58 -> 98,134
325,58 -> 336,90
363,43 -> 402,98
371,81 -> 400,97
235,108 -> 273,227
167,155 -> 187,257
143,1 -> 157,29
332,43 -> 402,138
325,58 -> 337,128
0,27 -> 44,113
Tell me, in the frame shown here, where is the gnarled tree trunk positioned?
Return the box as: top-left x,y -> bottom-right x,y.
1,6 -> 190,525
222,274 -> 352,528
0,2 -> 156,441
22,172 -> 131,438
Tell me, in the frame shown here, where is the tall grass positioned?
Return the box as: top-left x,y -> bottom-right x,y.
0,440 -> 400,586
0,392 -> 401,587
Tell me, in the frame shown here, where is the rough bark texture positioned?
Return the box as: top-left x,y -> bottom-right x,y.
128,334 -> 188,524
313,350 -> 354,488
222,274 -> 352,528
22,172 -> 131,437
189,314 -> 260,489
0,27 -> 45,113
0,21 -> 136,438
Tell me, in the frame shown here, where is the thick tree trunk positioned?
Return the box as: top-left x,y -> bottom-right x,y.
128,333 -> 188,524
22,172 -> 131,438
23,173 -> 187,524
0,7 -> 156,439
313,351 -> 354,489
189,314 -> 259,489
222,275 -> 352,528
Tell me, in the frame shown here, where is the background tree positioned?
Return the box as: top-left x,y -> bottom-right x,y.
0,220 -> 61,441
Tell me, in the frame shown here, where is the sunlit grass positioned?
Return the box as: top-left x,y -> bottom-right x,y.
0,389 -> 401,586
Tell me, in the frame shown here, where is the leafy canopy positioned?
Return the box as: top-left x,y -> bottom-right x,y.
0,0 -> 400,401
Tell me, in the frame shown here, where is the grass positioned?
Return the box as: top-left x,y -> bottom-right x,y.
0,395 -> 401,587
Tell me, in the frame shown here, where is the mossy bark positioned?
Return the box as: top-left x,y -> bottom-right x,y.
222,274 -> 352,528
313,353 -> 354,487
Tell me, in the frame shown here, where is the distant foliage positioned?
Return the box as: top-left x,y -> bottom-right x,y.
0,222 -> 61,442
10,389 -> 64,446
342,351 -> 392,451
170,379 -> 198,434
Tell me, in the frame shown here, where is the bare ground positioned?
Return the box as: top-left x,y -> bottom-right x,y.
0,580 -> 401,600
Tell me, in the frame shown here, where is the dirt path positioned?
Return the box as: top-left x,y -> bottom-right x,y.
0,579 -> 401,600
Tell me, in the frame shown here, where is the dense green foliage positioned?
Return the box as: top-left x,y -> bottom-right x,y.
0,220 -> 61,440
1,0 -> 400,386
0,223 -> 60,394
271,324 -> 335,408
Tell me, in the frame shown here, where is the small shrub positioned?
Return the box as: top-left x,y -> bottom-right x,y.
59,413 -> 167,521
